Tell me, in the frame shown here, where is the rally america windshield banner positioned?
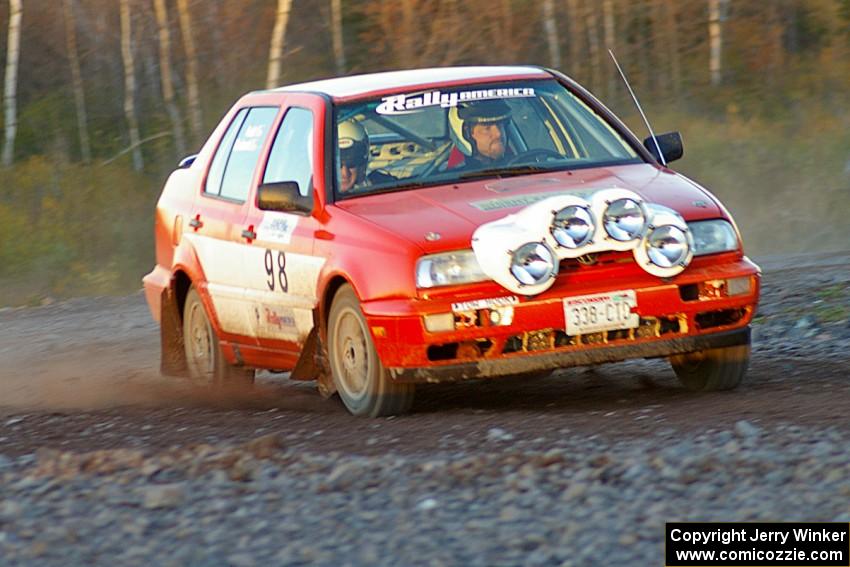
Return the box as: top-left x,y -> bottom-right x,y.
375,87 -> 536,115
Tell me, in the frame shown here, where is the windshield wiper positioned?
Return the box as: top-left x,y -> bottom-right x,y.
458,164 -> 555,180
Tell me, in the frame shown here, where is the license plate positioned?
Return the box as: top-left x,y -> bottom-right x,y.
564,290 -> 639,335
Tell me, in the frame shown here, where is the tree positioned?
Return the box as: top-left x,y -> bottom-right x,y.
566,0 -> 583,77
63,0 -> 91,163
542,0 -> 560,69
2,0 -> 22,167
664,0 -> 682,96
176,0 -> 202,145
603,0 -> 617,99
709,0 -> 725,86
120,0 -> 144,171
586,2 -> 601,93
266,0 -> 293,89
330,0 -> 345,75
153,0 -> 187,156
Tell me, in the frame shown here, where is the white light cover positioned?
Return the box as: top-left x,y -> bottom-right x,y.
472,219 -> 558,295
471,188 -> 697,295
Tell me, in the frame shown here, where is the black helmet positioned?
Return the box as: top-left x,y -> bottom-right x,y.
449,99 -> 512,156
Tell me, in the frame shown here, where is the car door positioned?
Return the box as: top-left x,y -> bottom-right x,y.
187,105 -> 280,344
241,98 -> 326,362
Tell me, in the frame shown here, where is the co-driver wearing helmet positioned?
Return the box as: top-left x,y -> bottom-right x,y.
448,99 -> 513,170
337,120 -> 395,193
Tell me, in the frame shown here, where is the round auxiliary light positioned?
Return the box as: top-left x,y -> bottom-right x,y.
603,198 -> 645,242
510,242 -> 556,286
646,225 -> 690,268
551,205 -> 595,249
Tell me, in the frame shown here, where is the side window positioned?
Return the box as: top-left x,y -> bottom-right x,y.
205,108 -> 248,196
263,107 -> 315,197
219,107 -> 280,201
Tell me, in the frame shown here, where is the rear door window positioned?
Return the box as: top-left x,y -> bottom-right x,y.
218,107 -> 279,201
205,108 -> 248,196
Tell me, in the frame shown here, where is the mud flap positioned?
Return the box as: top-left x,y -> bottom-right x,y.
160,287 -> 188,377
290,327 -> 336,398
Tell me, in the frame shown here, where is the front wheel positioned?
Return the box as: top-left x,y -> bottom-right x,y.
183,287 -> 255,387
669,343 -> 750,391
328,285 -> 414,417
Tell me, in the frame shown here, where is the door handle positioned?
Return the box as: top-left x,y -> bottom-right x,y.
241,228 -> 257,241
189,215 -> 203,229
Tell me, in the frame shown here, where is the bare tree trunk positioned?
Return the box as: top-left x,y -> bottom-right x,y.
400,0 -> 415,67
586,3 -> 600,93
665,0 -> 681,96
566,0 -> 582,77
120,0 -> 144,171
501,0 -> 512,41
651,0 -> 668,93
708,0 -> 724,86
542,0 -> 561,69
635,1 -> 651,93
603,0 -> 616,99
2,0 -> 22,168
63,0 -> 91,163
153,0 -> 186,156
498,0 -> 514,60
330,0 -> 346,74
176,0 -> 202,145
266,0 -> 293,89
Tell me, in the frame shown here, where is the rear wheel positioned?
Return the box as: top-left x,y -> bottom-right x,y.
328,285 -> 414,417
670,343 -> 750,391
183,287 -> 255,387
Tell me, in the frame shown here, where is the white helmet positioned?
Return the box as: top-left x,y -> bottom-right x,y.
448,99 -> 512,156
338,119 -> 370,167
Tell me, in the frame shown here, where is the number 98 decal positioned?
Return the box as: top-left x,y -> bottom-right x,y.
264,249 -> 288,292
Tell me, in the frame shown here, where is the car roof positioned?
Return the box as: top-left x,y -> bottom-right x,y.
270,66 -> 551,99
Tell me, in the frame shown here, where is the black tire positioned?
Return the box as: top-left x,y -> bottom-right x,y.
670,343 -> 750,391
328,285 -> 414,417
183,287 -> 255,387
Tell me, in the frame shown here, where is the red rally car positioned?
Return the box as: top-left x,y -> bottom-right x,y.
143,66 -> 761,417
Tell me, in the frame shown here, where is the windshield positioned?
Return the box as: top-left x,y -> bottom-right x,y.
333,79 -> 641,198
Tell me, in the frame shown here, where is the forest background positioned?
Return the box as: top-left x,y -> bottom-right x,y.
1,0 -> 848,305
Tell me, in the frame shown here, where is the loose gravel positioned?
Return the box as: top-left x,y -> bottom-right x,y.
0,251 -> 848,566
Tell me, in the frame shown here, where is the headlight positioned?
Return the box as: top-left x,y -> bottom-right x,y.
510,242 -> 556,286
645,225 -> 690,268
689,220 -> 738,256
416,250 -> 488,288
603,198 -> 646,242
551,205 -> 595,249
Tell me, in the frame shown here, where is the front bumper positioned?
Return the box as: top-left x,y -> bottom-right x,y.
390,326 -> 750,382
362,253 -> 760,383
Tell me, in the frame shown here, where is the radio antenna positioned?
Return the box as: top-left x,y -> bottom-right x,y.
608,49 -> 666,166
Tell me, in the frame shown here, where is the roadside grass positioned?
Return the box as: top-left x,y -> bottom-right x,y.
622,101 -> 850,256
0,157 -> 157,306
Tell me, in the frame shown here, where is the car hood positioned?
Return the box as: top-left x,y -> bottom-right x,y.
333,164 -> 723,254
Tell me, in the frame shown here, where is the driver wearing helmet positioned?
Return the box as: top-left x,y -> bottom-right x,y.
448,99 -> 513,169
337,119 -> 394,193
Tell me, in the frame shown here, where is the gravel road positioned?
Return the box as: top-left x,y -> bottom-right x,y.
1,251 -> 849,566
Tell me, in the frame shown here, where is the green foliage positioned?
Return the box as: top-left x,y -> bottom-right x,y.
0,157 -> 156,305
653,100 -> 850,255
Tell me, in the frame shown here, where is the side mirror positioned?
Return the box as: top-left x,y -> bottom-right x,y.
177,154 -> 197,169
643,132 -> 683,164
257,181 -> 312,215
